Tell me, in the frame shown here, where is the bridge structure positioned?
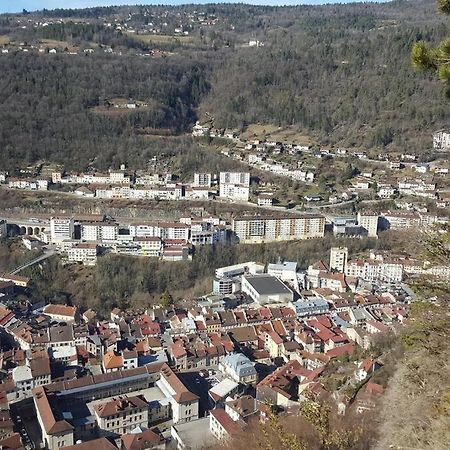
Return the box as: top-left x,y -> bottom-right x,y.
2,217 -> 50,236
10,251 -> 55,275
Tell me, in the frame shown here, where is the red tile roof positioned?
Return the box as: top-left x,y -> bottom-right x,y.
210,408 -> 243,436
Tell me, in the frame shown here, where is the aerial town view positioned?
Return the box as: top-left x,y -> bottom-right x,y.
0,0 -> 450,449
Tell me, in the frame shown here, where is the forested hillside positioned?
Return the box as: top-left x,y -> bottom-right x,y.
0,53 -> 210,170
0,0 -> 448,170
200,1 -> 450,150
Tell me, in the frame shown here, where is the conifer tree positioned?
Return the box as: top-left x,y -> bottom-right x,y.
412,0 -> 450,95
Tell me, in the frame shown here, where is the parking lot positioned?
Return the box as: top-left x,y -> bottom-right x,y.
10,400 -> 41,450
179,371 -> 213,417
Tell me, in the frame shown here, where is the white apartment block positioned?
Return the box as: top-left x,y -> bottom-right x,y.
51,172 -> 62,183
267,261 -> 298,285
193,173 -> 212,187
219,172 -> 250,185
129,222 -> 190,241
68,243 -> 98,266
377,184 -> 396,199
257,194 -> 273,207
0,219 -> 7,239
50,217 -> 74,243
433,130 -> 450,151
381,211 -> 421,229
357,212 -> 379,238
219,183 -> 250,202
132,237 -> 163,257
109,170 -> 130,184
329,247 -> 348,273
80,223 -> 118,242
232,215 -> 325,243
8,179 -> 48,190
219,172 -> 250,201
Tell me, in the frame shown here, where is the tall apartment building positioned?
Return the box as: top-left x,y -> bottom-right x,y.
219,172 -> 250,202
0,219 -> 7,239
433,130 -> 450,151
357,212 -> 379,238
219,172 -> 250,185
193,173 -> 212,187
50,217 -> 74,243
232,215 -> 325,243
329,247 -> 348,273
80,222 -> 118,242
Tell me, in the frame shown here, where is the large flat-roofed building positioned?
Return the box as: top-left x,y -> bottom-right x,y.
241,274 -> 294,305
50,217 -> 74,243
232,214 -> 325,243
80,222 -> 118,242
215,262 -> 265,279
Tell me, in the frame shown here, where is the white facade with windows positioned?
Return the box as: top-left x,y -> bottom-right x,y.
50,217 -> 74,243
80,223 -> 118,242
329,247 -> 348,273
68,243 -> 98,265
232,215 -> 325,243
193,173 -> 212,187
357,212 -> 379,238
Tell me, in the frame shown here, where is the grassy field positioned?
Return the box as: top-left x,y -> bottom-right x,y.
127,32 -> 199,46
0,35 -> 10,45
241,123 -> 315,146
39,39 -> 78,52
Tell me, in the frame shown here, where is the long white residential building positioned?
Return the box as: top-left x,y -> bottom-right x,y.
232,214 -> 325,243
129,222 -> 190,241
80,222 -> 118,242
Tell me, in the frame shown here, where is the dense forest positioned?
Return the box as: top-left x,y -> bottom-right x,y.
0,0 -> 449,171
0,53 -> 210,170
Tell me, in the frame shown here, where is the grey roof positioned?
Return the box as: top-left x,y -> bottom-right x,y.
292,298 -> 329,316
243,275 -> 292,296
222,353 -> 257,377
268,261 -> 297,272
351,307 -> 374,321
